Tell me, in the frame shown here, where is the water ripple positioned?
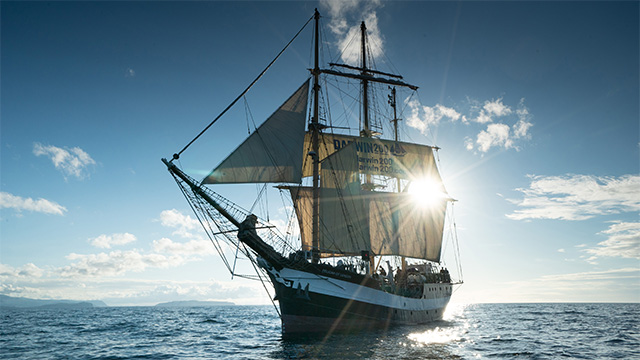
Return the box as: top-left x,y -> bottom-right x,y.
0,303 -> 638,359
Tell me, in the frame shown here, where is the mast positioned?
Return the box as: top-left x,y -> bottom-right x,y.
361,20 -> 374,274
389,86 -> 406,272
359,21 -> 376,193
311,9 -> 321,264
389,86 -> 400,191
360,21 -> 370,138
307,13 -> 417,264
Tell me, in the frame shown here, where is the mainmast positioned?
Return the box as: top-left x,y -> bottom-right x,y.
359,21 -> 375,192
389,86 -> 400,191
389,86 -> 406,272
309,12 -> 417,263
360,21 -> 370,138
310,9 -> 321,264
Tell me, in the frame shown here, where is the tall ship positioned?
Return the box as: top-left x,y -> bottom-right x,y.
163,9 -> 463,334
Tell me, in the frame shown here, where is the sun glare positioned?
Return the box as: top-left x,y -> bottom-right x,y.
407,178 -> 446,208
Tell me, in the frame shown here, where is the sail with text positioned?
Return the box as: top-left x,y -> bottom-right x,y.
302,133 -> 445,182
286,141 -> 449,262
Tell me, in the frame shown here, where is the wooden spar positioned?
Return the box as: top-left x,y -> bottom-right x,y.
361,21 -> 370,138
311,9 -> 321,264
162,158 -> 241,228
319,69 -> 418,91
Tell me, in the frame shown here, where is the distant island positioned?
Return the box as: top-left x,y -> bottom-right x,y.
155,300 -> 234,307
0,294 -> 107,308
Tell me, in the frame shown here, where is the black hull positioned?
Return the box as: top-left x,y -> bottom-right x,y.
261,261 -> 451,334
274,279 -> 393,333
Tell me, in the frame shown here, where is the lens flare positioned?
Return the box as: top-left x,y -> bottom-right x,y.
407,177 -> 446,208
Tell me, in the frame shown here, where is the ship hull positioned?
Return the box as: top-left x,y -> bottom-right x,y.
260,260 -> 451,334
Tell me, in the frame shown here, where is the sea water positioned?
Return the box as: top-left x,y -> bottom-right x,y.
1,303 -> 638,359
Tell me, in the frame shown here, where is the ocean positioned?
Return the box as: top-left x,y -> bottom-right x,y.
1,303 -> 638,359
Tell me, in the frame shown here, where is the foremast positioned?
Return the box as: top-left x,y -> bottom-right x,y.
311,9 -> 321,264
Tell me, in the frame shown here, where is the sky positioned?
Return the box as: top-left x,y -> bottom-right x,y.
1,1 -> 638,306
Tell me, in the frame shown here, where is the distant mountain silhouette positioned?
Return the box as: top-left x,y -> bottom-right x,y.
155,300 -> 234,307
0,294 -> 107,308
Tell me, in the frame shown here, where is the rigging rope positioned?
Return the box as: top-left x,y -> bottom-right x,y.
171,13 -> 314,161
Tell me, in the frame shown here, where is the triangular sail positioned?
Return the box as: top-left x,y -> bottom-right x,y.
203,80 -> 310,184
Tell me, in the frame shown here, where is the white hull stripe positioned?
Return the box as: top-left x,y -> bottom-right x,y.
267,265 -> 451,311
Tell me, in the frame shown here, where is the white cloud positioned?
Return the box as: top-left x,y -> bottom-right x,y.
152,237 -> 215,255
0,268 -> 269,306
405,97 -> 533,153
159,209 -> 202,239
0,263 -> 15,277
474,111 -> 493,124
465,97 -> 533,152
470,99 -> 532,152
53,209 -> 219,278
320,0 -> 384,64
464,267 -> 640,303
60,250 -> 187,278
405,99 -> 462,134
483,98 -> 512,117
0,263 -> 44,278
507,174 -> 640,221
476,123 -> 513,152
18,263 -> 44,278
89,233 -> 137,249
33,143 -> 96,179
160,209 -> 200,230
513,98 -> 533,138
470,98 -> 511,124
538,267 -> 640,282
585,221 -> 640,260
513,118 -> 533,139
464,137 -> 474,151
436,104 -> 463,122
160,209 -> 199,229
0,191 -> 67,215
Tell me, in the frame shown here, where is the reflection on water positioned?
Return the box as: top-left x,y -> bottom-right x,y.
407,302 -> 469,344
276,304 -> 471,359
407,326 -> 462,345
401,303 -> 471,358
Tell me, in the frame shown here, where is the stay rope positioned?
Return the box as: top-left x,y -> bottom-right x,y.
171,13 -> 314,161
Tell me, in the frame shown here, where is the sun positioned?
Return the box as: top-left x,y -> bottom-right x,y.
407,177 -> 447,208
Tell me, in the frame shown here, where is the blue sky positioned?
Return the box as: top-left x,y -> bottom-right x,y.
1,1 -> 638,305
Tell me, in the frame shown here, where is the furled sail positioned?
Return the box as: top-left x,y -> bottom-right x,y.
289,141 -> 447,261
202,80 -> 310,184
